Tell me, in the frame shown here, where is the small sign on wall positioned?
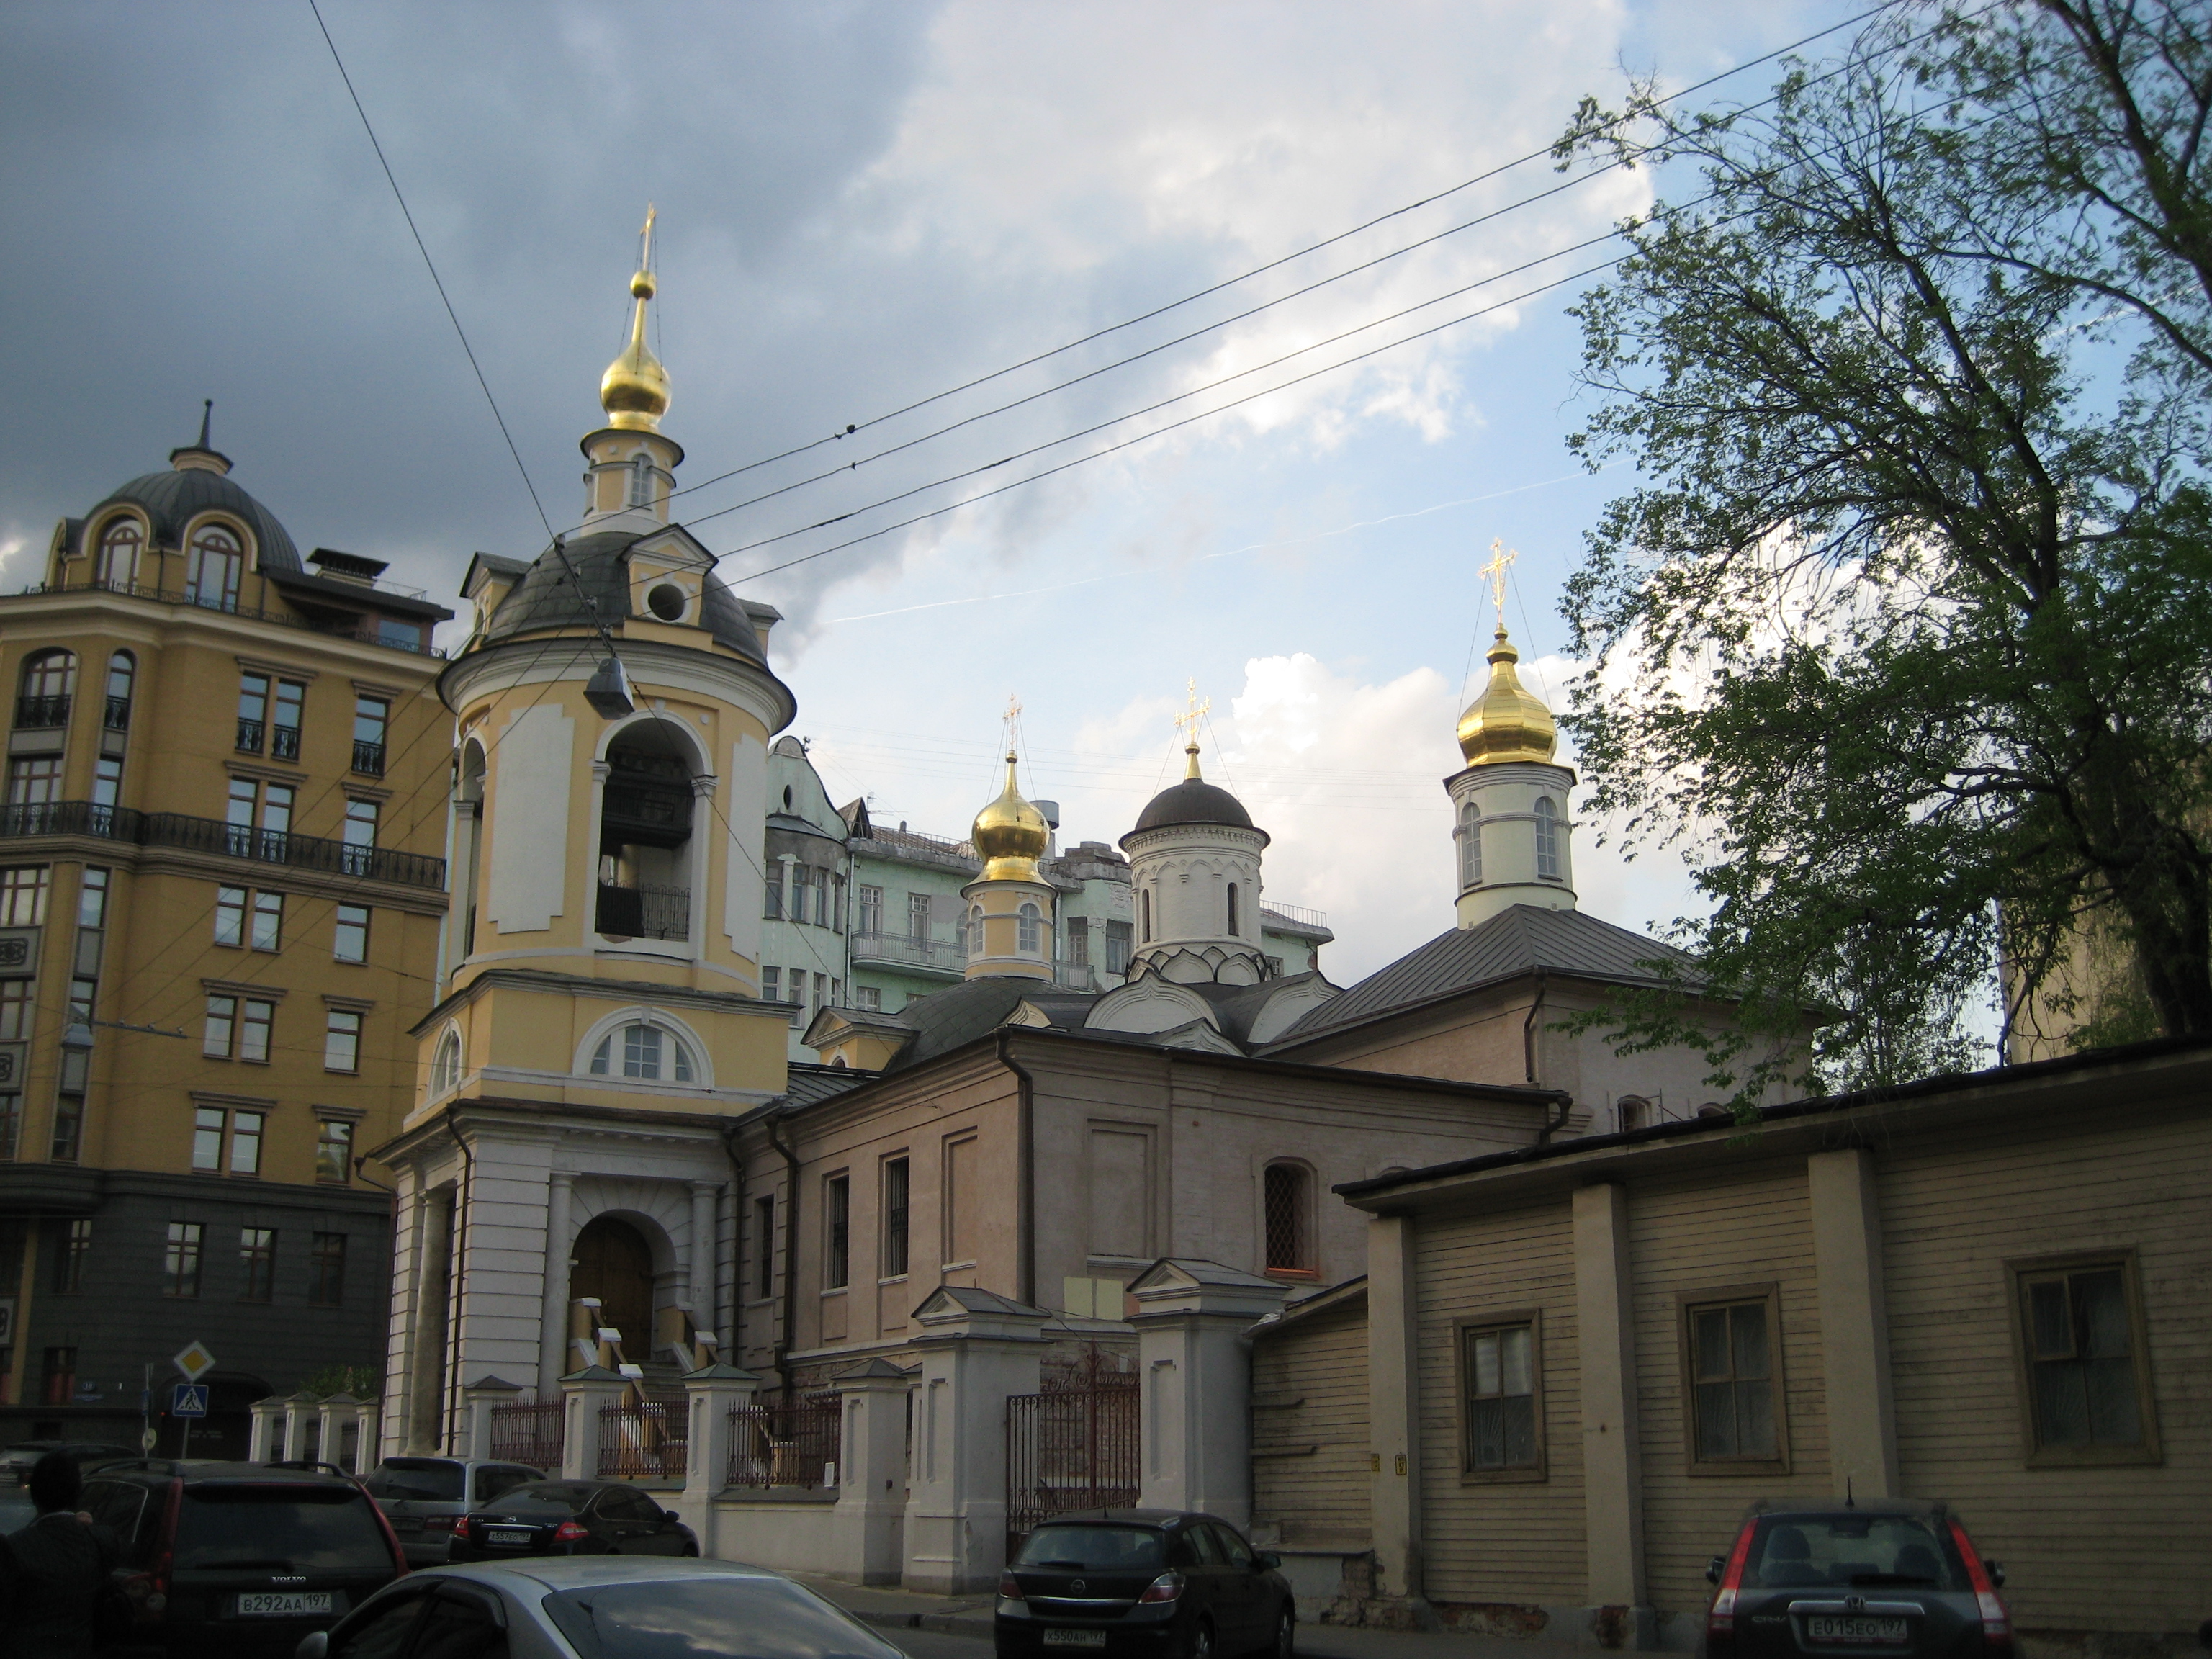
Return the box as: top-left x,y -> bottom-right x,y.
0,1043 -> 23,1088
0,930 -> 36,974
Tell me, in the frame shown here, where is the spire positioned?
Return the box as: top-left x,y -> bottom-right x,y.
196,399 -> 212,449
599,205 -> 670,433
170,397 -> 232,476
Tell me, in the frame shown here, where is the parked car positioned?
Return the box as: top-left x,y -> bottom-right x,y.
1702,1499 -> 2013,1658
362,1457 -> 546,1566
996,1509 -> 1295,1659
78,1459 -> 407,1657
444,1479 -> 698,1562
300,1557 -> 910,1659
1,1438 -> 137,1484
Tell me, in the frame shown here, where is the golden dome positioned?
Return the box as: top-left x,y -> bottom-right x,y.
1456,626 -> 1558,765
971,752 -> 1050,881
600,209 -> 669,432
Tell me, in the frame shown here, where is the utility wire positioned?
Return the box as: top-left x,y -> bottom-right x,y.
305,0 -> 554,542
660,0 -> 1905,509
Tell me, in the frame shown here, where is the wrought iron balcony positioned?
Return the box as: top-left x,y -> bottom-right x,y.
0,799 -> 444,890
14,695 -> 68,730
271,724 -> 300,762
236,716 -> 264,754
352,739 -> 385,777
848,930 -> 967,976
102,696 -> 130,732
595,882 -> 689,940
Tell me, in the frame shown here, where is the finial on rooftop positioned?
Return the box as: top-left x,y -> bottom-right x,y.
599,204 -> 670,432
171,397 -> 232,475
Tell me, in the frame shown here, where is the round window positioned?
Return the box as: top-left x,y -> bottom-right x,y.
646,583 -> 686,621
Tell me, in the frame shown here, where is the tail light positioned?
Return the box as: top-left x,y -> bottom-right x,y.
552,1520 -> 590,1543
1950,1521 -> 2012,1658
998,1572 -> 1022,1601
1138,1572 -> 1185,1604
1704,1519 -> 1758,1653
423,1515 -> 456,1532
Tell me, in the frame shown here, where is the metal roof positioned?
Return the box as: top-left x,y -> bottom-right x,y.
482,529 -> 766,662
88,467 -> 300,570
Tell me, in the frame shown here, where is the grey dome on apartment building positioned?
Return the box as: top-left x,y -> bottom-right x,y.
86,463 -> 302,570
482,529 -> 768,664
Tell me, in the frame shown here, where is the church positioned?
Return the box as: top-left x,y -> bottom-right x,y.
375,226 -> 1766,1462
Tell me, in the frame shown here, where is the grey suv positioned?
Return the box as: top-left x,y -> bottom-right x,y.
361,1457 -> 544,1566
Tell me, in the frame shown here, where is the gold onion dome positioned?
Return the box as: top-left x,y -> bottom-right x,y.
600,212 -> 670,431
971,752 -> 1050,880
1456,626 -> 1558,765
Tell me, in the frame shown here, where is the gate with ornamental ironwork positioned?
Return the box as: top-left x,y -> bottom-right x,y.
1005,1360 -> 1140,1555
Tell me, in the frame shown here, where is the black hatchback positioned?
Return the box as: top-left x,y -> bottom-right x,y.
81,1459 -> 407,1658
1704,1500 -> 2013,1658
445,1478 -> 698,1561
996,1510 -> 1295,1659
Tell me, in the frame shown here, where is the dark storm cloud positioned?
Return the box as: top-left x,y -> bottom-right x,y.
0,0 -> 954,611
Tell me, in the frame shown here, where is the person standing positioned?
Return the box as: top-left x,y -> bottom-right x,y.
0,1452 -> 118,1659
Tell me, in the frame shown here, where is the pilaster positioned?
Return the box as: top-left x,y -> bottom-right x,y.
1807,1148 -> 1901,1499
1366,1213 -> 1425,1608
1572,1182 -> 1653,1642
1129,1259 -> 1290,1530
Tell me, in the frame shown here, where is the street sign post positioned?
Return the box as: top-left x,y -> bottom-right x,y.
170,1341 -> 216,1457
171,1341 -> 217,1382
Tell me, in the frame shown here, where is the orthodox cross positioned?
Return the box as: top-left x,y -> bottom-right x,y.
1002,693 -> 1022,758
1480,538 -> 1518,629
639,203 -> 657,268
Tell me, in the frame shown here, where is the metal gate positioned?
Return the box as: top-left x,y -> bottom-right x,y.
1006,1363 -> 1139,1552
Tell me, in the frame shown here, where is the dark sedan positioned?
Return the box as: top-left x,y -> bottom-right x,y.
445,1478 -> 698,1562
1704,1499 -> 2013,1657
997,1510 -> 1295,1659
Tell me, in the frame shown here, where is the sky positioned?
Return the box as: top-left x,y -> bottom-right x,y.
0,0 -> 1876,986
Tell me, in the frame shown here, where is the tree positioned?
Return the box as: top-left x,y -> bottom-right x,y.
1552,1 -> 2212,1095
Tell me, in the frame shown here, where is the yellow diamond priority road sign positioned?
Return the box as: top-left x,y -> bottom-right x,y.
172,1340 -> 217,1382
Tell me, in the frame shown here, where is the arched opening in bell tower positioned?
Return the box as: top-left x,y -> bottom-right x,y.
596,719 -> 698,942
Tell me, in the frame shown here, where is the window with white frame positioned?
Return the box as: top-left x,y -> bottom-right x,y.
1534,797 -> 1562,881
588,1021 -> 696,1083
431,1029 -> 462,1094
1457,801 -> 1482,888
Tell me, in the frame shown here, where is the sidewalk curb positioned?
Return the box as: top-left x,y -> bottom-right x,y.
849,1608 -> 997,1641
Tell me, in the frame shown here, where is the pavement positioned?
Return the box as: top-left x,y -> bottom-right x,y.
795,1577 -> 1619,1659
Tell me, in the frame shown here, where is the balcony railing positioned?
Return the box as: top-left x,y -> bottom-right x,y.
595,882 -> 689,940
17,575 -> 446,657
14,695 -> 68,729
271,724 -> 300,762
352,739 -> 385,777
1054,961 -> 1096,991
0,799 -> 446,890
102,696 -> 130,732
1260,901 -> 1331,932
848,930 -> 968,975
236,716 -> 264,754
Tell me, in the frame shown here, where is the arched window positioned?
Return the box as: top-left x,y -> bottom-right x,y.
589,1022 -> 695,1082
628,451 -> 655,508
19,649 -> 76,703
1534,797 -> 1561,881
1617,1095 -> 1650,1133
596,720 -> 698,941
1262,1162 -> 1313,1274
1226,882 -> 1239,937
966,904 -> 984,958
431,1030 -> 462,1094
1017,902 -> 1043,954
184,523 -> 244,611
95,517 -> 141,590
1457,801 -> 1482,889
1141,888 -> 1153,943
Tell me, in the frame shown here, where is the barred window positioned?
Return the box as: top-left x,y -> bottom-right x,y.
1262,1162 -> 1312,1274
824,1174 -> 850,1290
882,1157 -> 910,1279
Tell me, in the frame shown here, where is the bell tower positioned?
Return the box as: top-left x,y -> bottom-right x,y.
962,711 -> 1057,982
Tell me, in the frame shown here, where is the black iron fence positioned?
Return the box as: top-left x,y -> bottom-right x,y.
14,695 -> 68,729
598,1394 -> 688,1481
490,1395 -> 565,1471
727,1395 -> 840,1489
595,883 -> 689,940
0,799 -> 446,891
1007,1369 -> 1140,1550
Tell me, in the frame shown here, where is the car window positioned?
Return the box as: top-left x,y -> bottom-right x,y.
501,1482 -> 596,1511
474,1467 -> 533,1503
1014,1526 -> 1165,1572
364,1460 -> 465,1503
412,1591 -> 510,1659
174,1485 -> 395,1573
542,1577 -> 904,1659
328,1588 -> 434,1659
1747,1516 -> 1966,1591
593,1488 -> 655,1522
83,1480 -> 148,1543
1184,1524 -> 1225,1566
1209,1525 -> 1254,1568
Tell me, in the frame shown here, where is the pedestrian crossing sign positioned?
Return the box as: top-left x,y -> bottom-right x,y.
171,1383 -> 209,1419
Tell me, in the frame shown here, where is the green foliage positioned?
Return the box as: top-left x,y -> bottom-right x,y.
1552,1 -> 2212,1097
297,1363 -> 380,1401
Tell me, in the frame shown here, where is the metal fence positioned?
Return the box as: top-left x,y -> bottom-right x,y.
489,1396 -> 565,1471
598,1394 -> 688,1481
595,882 -> 691,941
1006,1369 -> 1140,1547
0,799 -> 446,890
727,1395 -> 841,1489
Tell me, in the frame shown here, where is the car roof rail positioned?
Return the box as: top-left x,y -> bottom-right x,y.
94,1458 -> 186,1478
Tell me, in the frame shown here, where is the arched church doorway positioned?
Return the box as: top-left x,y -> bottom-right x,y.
569,1215 -> 655,1353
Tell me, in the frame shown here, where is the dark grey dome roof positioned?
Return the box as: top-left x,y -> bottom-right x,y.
89,467 -> 300,570
1128,777 -> 1260,836
482,529 -> 766,664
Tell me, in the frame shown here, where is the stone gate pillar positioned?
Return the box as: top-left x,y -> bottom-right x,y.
462,1375 -> 524,1462
560,1367 -> 626,1481
248,1396 -> 286,1462
1129,1259 -> 1290,1532
678,1362 -> 758,1557
901,1286 -> 1048,1595
831,1357 -> 913,1586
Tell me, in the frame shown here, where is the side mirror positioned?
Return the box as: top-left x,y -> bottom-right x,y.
1705,1556 -> 1726,1586
1256,1552 -> 1282,1571
1986,1561 -> 2005,1589
295,1635 -> 330,1659
662,1509 -> 680,1524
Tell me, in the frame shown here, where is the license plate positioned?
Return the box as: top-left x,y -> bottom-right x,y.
1807,1616 -> 1907,1644
1043,1632 -> 1107,1648
487,1529 -> 532,1546
394,1517 -> 422,1532
237,1592 -> 334,1617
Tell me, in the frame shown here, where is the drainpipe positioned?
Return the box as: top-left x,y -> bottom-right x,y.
997,1031 -> 1036,1307
444,1104 -> 473,1452
718,1124 -> 745,1364
764,1108 -> 801,1398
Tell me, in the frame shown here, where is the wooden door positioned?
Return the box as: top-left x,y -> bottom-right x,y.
570,1215 -> 655,1352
